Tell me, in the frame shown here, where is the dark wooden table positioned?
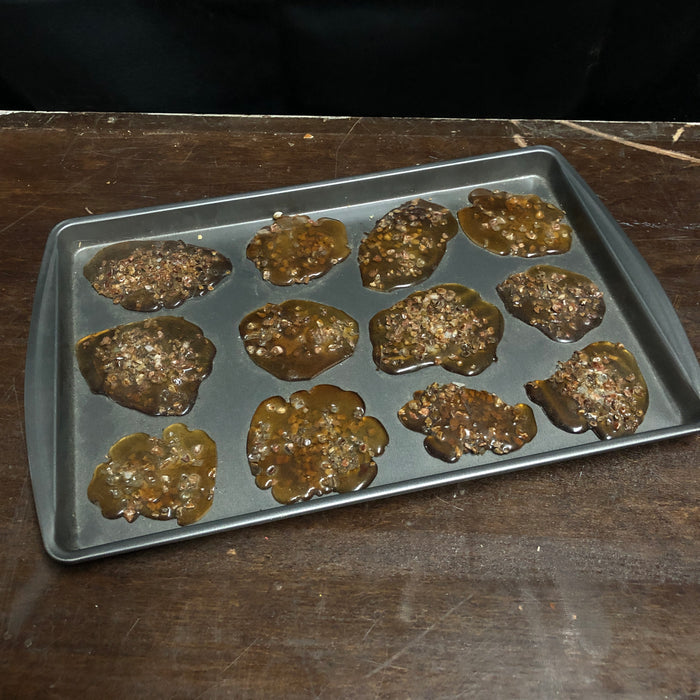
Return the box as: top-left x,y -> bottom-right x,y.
1,113 -> 698,699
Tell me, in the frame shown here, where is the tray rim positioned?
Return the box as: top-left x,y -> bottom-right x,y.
24,145 -> 700,563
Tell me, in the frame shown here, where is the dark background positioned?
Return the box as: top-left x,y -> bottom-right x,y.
0,0 -> 698,120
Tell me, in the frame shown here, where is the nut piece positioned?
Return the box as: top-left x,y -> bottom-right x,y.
458,188 -> 572,257
398,382 -> 537,463
83,239 -> 232,311
239,299 -> 359,380
369,283 -> 504,376
87,423 -> 217,526
358,198 -> 458,291
525,341 -> 649,440
246,214 -> 350,285
247,385 -> 389,504
76,316 -> 216,416
496,264 -> 605,342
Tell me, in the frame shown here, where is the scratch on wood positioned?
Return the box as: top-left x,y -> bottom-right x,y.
556,120 -> 700,165
221,637 -> 259,674
334,117 -> 363,178
436,496 -> 464,512
362,616 -> 381,642
0,203 -> 45,235
59,132 -> 81,165
192,638 -> 261,700
179,145 -> 197,165
365,598 -> 468,678
124,617 -> 140,639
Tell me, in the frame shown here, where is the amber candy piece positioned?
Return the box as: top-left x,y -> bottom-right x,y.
246,214 -> 350,285
87,423 -> 217,526
398,382 -> 537,463
525,341 -> 649,440
76,316 -> 216,416
496,264 -> 605,342
83,239 -> 232,311
358,198 -> 458,291
239,299 -> 359,380
458,188 -> 572,257
247,385 -> 389,504
369,283 -> 504,376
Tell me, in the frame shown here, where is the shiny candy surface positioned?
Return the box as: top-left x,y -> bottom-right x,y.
83,239 -> 232,311
239,300 -> 359,381
458,188 -> 572,257
369,283 -> 503,376
246,214 -> 350,285
358,198 -> 458,291
76,316 -> 216,416
87,423 -> 217,526
247,385 -> 389,504
399,382 -> 537,463
526,341 -> 649,439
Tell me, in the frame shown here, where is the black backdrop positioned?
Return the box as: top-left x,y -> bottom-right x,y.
0,1 -> 698,120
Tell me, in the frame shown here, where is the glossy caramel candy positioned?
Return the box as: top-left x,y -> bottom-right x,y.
87,423 -> 217,526
496,264 -> 605,342
240,300 -> 359,380
358,198 -> 458,291
246,214 -> 350,285
369,283 -> 504,376
458,188 -> 572,257
83,239 -> 232,311
247,385 -> 389,504
76,316 -> 216,416
525,341 -> 649,440
398,382 -> 537,463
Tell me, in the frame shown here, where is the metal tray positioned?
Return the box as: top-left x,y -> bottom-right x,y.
25,146 -> 700,562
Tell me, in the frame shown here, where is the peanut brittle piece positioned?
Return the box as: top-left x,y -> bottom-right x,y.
246,214 -> 350,285
84,239 -> 232,311
247,385 -> 388,504
369,283 -> 503,376
87,423 -> 217,526
76,316 -> 216,416
358,198 -> 458,291
496,264 -> 605,342
240,300 -> 359,380
525,341 -> 649,439
398,382 -> 537,463
458,188 -> 572,257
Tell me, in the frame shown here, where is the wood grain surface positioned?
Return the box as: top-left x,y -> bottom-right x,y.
0,113 -> 698,699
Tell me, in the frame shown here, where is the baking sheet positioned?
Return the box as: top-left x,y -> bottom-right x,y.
25,146 -> 700,562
